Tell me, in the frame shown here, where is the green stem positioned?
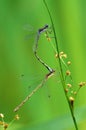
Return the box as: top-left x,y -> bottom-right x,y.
43,0 -> 78,129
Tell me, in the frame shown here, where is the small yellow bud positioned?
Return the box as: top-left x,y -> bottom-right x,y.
79,82 -> 86,87
66,70 -> 71,76
69,96 -> 74,107
0,113 -> 4,118
65,88 -> 68,93
0,121 -> 4,125
47,37 -> 51,42
14,114 -> 20,120
59,52 -> 67,58
62,54 -> 67,58
60,51 -> 64,55
74,91 -> 77,95
67,61 -> 71,65
69,96 -> 74,101
67,83 -> 72,88
55,53 -> 59,58
4,123 -> 8,129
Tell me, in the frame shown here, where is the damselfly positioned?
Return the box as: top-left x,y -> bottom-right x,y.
24,24 -> 55,73
14,71 -> 55,112
33,24 -> 54,73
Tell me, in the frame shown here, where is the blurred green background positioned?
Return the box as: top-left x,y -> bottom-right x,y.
0,0 -> 86,130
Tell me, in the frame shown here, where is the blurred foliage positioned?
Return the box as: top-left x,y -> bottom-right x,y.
0,0 -> 86,130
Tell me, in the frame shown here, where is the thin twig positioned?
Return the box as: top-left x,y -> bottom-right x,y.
43,0 -> 78,129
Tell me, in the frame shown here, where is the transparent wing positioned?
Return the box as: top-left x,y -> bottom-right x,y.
23,24 -> 36,40
23,24 -> 34,32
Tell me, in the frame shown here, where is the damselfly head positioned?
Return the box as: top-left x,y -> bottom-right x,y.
38,24 -> 49,33
44,24 -> 49,28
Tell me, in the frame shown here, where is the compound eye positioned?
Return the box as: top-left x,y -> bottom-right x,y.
45,24 -> 49,28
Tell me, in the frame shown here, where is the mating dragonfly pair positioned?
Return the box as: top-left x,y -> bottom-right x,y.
14,24 -> 56,112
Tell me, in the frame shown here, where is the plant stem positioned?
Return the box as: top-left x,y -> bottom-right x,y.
43,0 -> 78,129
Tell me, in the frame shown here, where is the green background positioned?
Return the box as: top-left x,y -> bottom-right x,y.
0,0 -> 86,130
